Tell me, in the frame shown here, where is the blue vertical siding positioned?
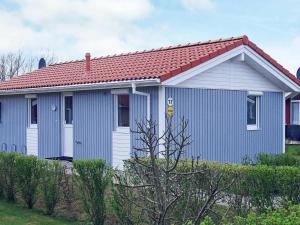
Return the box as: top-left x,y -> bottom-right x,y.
0,95 -> 27,153
130,87 -> 159,151
165,87 -> 283,163
38,93 -> 61,158
73,90 -> 114,162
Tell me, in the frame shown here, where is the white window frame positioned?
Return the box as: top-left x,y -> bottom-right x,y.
27,95 -> 38,128
247,92 -> 261,131
62,92 -> 73,128
291,100 -> 300,125
114,94 -> 130,131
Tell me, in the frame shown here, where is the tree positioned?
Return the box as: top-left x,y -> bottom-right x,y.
0,50 -> 57,81
113,117 -> 236,225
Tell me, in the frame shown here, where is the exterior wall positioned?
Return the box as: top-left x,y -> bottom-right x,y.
73,90 -> 114,162
0,95 -> 27,153
130,87 -> 159,152
166,87 -> 283,163
177,60 -> 281,92
38,93 -> 61,158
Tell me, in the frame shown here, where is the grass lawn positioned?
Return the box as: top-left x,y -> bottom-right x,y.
0,200 -> 80,225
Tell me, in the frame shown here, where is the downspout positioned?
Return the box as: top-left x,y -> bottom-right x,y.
131,83 -> 150,121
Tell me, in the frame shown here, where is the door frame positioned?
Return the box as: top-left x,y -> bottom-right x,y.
61,92 -> 73,157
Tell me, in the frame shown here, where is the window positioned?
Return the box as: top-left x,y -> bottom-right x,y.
117,95 -> 129,127
65,96 -> 73,124
30,98 -> 38,125
247,95 -> 259,130
292,101 -> 300,125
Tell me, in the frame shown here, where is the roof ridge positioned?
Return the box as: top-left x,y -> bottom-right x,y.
49,35 -> 247,67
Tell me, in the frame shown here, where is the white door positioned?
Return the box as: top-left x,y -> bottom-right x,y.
112,94 -> 131,170
26,97 -> 38,156
62,94 -> 73,157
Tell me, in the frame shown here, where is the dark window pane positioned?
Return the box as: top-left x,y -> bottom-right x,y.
65,96 -> 73,124
247,96 -> 256,125
118,95 -> 129,127
31,98 -> 37,124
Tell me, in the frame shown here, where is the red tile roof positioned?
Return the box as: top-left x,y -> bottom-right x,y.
0,35 -> 299,90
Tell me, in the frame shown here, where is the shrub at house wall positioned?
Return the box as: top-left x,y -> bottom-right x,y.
15,155 -> 43,209
0,152 -> 18,201
255,152 -> 300,166
40,160 -> 63,215
199,204 -> 300,225
73,159 -> 113,225
114,159 -> 300,224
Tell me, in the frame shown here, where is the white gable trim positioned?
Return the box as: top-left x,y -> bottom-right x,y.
244,46 -> 299,91
162,46 -> 300,92
162,46 -> 244,85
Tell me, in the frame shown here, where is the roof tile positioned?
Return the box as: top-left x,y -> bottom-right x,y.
0,35 -> 299,90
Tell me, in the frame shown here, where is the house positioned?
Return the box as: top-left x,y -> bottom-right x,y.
0,35 -> 299,167
285,68 -> 300,142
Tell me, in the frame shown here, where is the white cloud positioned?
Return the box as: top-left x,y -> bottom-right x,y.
0,0 -> 166,62
181,0 -> 215,11
265,36 -> 300,75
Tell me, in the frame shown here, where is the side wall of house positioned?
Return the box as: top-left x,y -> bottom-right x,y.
0,95 -> 27,153
38,93 -> 61,158
73,90 -> 114,162
165,87 -> 283,163
130,87 -> 159,151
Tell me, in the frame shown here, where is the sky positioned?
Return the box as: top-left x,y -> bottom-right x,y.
0,0 -> 300,73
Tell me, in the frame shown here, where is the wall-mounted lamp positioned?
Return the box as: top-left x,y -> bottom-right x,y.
51,104 -> 57,111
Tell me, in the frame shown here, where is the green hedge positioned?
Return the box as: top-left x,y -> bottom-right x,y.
200,204 -> 300,225
0,152 -> 113,224
255,152 -> 300,166
73,159 -> 113,225
0,151 -> 18,201
177,161 -> 300,213
122,158 -> 300,222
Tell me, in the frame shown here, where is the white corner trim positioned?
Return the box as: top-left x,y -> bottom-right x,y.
158,86 -> 165,156
111,89 -> 129,95
283,92 -> 285,153
248,91 -> 263,96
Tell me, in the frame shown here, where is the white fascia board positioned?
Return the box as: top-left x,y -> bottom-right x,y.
163,45 -> 300,92
0,78 -> 161,95
162,46 -> 244,85
244,46 -> 300,92
285,92 -> 299,99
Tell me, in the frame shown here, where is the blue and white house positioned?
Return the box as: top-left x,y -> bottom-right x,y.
0,35 -> 299,167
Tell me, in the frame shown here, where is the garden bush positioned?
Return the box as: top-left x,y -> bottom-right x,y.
73,159 -> 113,225
116,159 -> 300,224
40,160 -> 63,215
256,152 -> 300,166
199,204 -> 300,225
15,154 -> 43,209
0,152 -> 19,201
